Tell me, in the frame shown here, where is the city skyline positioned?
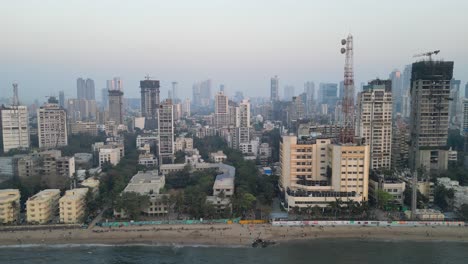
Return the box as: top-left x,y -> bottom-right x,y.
1,0 -> 468,102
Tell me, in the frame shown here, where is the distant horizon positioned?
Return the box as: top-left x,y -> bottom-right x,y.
1,0 -> 467,102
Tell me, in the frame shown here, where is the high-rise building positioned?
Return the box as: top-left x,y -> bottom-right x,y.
279,135 -> 369,210
318,83 -> 338,107
283,85 -> 295,101
401,65 -> 412,118
101,88 -> 108,109
304,81 -> 315,115
234,91 -> 244,103
59,91 -> 65,108
389,70 -> 402,116
449,79 -> 461,125
140,79 -> 160,130
77,78 -> 95,100
356,79 -> 393,169
287,96 -> 305,127
108,89 -> 124,125
171,82 -> 178,102
1,105 -> 30,152
237,99 -> 251,145
200,80 -> 212,107
270,76 -> 279,102
409,60 -> 454,172
182,98 -> 191,117
392,117 -> 410,170
465,82 -> 468,99
461,99 -> 468,136
67,98 -> 97,121
215,91 -> 229,128
158,99 -> 174,164
37,100 -> 68,148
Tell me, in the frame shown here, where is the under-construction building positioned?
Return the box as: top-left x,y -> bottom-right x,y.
409,60 -> 454,173
140,79 -> 160,130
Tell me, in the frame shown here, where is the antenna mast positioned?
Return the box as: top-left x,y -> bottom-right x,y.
339,34 -> 355,143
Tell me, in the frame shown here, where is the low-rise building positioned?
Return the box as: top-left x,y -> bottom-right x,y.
0,189 -> 20,224
239,139 -> 259,155
437,177 -> 468,210
99,145 -> 122,167
174,136 -> 194,152
59,188 -> 88,224
70,121 -> 97,136
405,209 -> 445,221
210,151 -> 227,163
138,153 -> 158,168
81,177 -> 100,197
120,171 -> 168,216
26,189 -> 61,224
369,178 -> 406,205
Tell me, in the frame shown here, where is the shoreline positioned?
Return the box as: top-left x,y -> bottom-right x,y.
1,224 -> 467,247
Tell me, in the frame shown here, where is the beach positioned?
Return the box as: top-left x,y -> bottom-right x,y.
0,224 -> 467,246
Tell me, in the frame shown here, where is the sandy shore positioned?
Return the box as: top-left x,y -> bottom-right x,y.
0,224 -> 467,246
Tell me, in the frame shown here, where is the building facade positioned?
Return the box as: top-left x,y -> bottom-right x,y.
26,189 -> 61,224
158,99 -> 174,164
0,189 -> 20,224
356,79 -> 393,169
140,79 -> 160,130
37,103 -> 68,148
0,105 -> 30,152
59,188 -> 88,224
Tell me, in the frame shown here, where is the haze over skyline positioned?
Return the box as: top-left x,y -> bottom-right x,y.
1,0 -> 468,102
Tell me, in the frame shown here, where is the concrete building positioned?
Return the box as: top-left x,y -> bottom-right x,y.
121,170 -> 168,216
108,89 -> 124,125
70,121 -> 97,136
356,79 -> 393,169
215,91 -> 229,128
80,177 -> 100,197
37,102 -> 68,148
280,135 -> 370,209
210,151 -> 227,163
138,153 -> 158,168
67,98 -> 97,121
207,168 -> 235,213
369,178 -> 406,205
389,70 -> 402,116
391,118 -> 410,170
59,188 -> 88,224
140,79 -> 160,130
283,85 -> 295,101
77,78 -> 95,100
26,189 -> 61,224
158,99 -> 174,164
237,99 -> 251,146
461,99 -> 468,136
0,189 -> 20,224
99,145 -> 122,166
449,79 -> 461,126
17,150 -> 75,182
271,75 -> 279,102
174,136 -> 193,152
239,139 -> 259,155
437,177 -> 468,210
182,98 -> 191,117
409,61 -> 453,172
0,105 -> 30,152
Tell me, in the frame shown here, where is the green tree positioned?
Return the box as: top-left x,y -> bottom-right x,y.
460,204 -> 468,220
377,190 -> 393,209
114,192 -> 150,220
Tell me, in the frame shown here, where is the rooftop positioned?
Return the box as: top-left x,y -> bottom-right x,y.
124,170 -> 165,195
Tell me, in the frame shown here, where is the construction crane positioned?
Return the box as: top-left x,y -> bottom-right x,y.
413,50 -> 440,60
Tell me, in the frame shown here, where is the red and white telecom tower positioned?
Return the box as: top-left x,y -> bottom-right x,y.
339,34 -> 355,144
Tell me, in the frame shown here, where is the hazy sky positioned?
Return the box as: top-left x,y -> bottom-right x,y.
1,0 -> 467,103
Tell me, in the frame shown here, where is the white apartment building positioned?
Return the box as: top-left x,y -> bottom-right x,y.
99,145 -> 122,166
0,105 -> 30,152
174,136 -> 193,152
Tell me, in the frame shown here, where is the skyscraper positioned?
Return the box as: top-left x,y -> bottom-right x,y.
409,60 -> 454,172
140,79 -> 160,130
389,70 -> 402,116
200,80 -> 212,107
182,98 -> 191,117
270,76 -> 279,102
237,99 -> 251,145
37,98 -> 68,148
304,81 -> 315,115
318,83 -> 338,107
283,85 -> 295,101
58,91 -> 65,108
108,89 -> 124,125
158,99 -> 174,164
215,91 -> 229,128
77,78 -> 95,100
449,79 -> 461,125
101,88 -> 108,109
171,82 -> 178,102
356,79 -> 393,169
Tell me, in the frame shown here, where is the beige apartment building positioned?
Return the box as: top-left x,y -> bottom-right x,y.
26,189 -> 61,224
280,135 -> 370,209
98,145 -> 122,167
59,188 -> 88,224
0,189 -> 20,224
37,103 -> 68,148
